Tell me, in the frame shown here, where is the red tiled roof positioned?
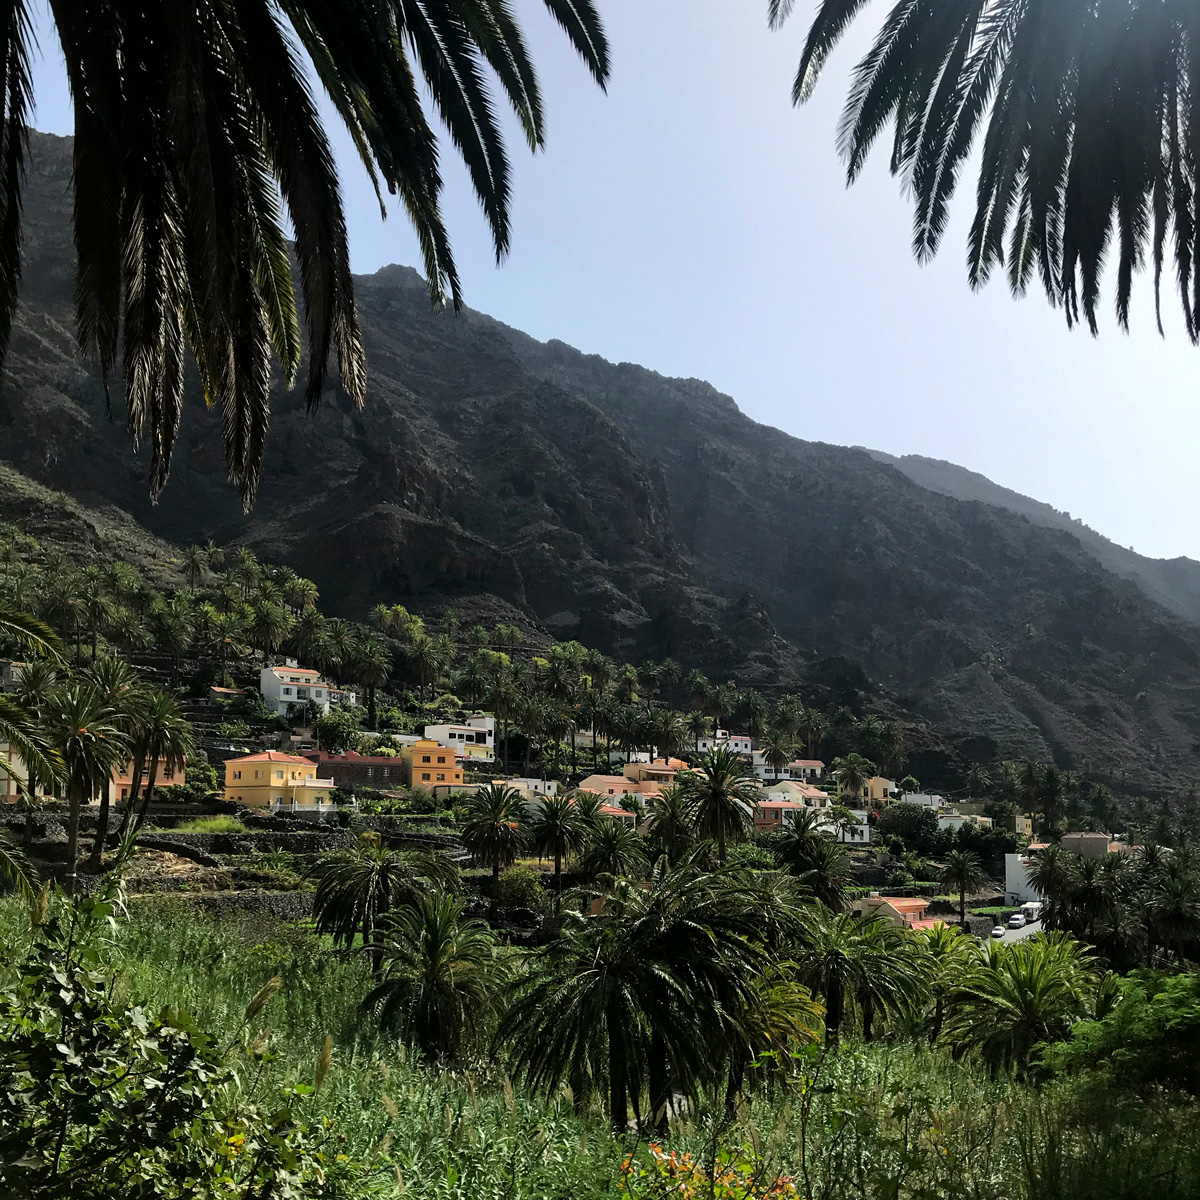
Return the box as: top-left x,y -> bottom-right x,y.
884,897 -> 929,912
909,918 -> 945,931
227,751 -> 316,765
269,666 -> 321,676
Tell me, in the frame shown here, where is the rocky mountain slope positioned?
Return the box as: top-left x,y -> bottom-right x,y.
867,450 -> 1200,627
2,132 -> 1200,790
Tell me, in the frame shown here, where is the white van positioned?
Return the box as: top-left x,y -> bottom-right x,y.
1021,902 -> 1043,924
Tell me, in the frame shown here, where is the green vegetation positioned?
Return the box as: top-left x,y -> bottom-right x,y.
169,815 -> 249,834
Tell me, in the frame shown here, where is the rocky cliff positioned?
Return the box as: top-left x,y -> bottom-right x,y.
2,132 -> 1199,790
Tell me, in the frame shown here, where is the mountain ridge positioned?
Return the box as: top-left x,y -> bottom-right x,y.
3,132 -> 1200,792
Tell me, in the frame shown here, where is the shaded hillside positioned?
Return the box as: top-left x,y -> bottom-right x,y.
867,450 -> 1200,627
2,132 -> 1200,789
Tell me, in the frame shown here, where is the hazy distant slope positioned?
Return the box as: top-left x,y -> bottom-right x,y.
867,451 -> 1200,626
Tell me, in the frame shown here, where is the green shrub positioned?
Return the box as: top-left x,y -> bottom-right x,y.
495,864 -> 546,911
0,894 -> 365,1198
172,815 -> 248,834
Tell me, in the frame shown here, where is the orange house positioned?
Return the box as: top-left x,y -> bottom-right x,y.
113,758 -> 185,800
400,739 -> 464,789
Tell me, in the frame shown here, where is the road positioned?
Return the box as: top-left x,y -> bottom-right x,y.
991,918 -> 1042,944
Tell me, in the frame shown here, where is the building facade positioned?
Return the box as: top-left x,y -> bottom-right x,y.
423,714 -> 495,762
400,740 -> 464,789
259,663 -> 358,717
223,751 -> 335,808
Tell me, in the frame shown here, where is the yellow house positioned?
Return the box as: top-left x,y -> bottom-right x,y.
224,751 -> 335,808
864,776 -> 896,804
399,739 -> 464,789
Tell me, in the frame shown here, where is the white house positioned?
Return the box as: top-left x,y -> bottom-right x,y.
784,759 -> 824,780
832,808 -> 871,844
902,792 -> 947,810
937,811 -> 994,832
259,664 -> 358,717
424,713 -> 495,762
696,729 -> 754,756
1004,851 -> 1042,904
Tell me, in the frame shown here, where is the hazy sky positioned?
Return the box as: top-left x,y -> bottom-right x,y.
25,1 -> 1200,560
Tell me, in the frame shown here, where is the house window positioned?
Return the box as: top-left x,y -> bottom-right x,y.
233,771 -> 242,780
383,768 -> 390,778
437,774 -> 445,782
276,771 -> 284,780
367,767 -> 374,778
437,756 -> 446,764
421,773 -> 431,781
422,755 -> 431,763
283,687 -> 292,696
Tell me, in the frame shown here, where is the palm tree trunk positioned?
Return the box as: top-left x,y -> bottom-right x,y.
959,887 -> 967,929
116,751 -> 147,840
368,686 -> 377,730
555,851 -> 563,893
718,829 -> 727,866
609,1057 -> 628,1134
87,778 -> 113,870
65,780 -> 84,898
649,1029 -> 671,1136
860,989 -> 875,1042
132,760 -> 160,836
723,1052 -> 746,1125
825,983 -> 843,1048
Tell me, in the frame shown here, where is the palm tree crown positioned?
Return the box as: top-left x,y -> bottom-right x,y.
680,746 -> 759,865
775,0 -> 1200,340
14,0 -> 609,506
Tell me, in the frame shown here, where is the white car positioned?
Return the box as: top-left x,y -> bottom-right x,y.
1008,913 -> 1027,929
990,925 -> 1005,939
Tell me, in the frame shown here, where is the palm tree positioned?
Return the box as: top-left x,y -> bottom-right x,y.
799,707 -> 827,759
680,746 -> 759,865
363,893 -> 498,1062
459,783 -> 526,883
84,657 -> 141,870
310,833 -> 458,977
527,794 -> 588,892
832,752 -> 876,805
759,729 -> 794,782
118,688 -> 196,839
918,923 -> 974,1043
10,658 -> 61,843
645,784 -> 694,866
945,934 -> 1098,1075
9,1 -> 609,506
43,682 -> 129,896
778,822 -> 851,912
282,576 -> 319,614
795,912 -> 925,1047
515,694 -> 548,776
499,858 -> 776,1132
578,818 -> 647,884
353,633 -> 391,730
182,546 -> 208,591
685,709 -> 711,754
249,599 -> 293,660
0,690 -> 61,845
940,850 -> 989,929
775,0 -> 1200,341
685,669 -> 711,714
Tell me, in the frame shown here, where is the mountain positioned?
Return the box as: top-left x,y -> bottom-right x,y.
866,451 -> 1200,627
3,131 -> 1200,792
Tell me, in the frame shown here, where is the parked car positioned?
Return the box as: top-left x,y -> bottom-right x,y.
1008,913 -> 1027,929
991,925 -> 1006,939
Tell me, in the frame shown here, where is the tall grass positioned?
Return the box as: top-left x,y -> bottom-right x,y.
4,897 -> 1199,1200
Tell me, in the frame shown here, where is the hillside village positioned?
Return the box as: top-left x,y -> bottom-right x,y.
0,532 -> 1161,934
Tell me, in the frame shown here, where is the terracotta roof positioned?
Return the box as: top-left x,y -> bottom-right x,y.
788,759 -> 825,767
882,897 -> 929,912
270,666 -> 321,677
227,751 -> 317,765
600,803 -> 634,817
757,799 -> 804,809
1027,842 -> 1052,850
909,918 -> 945,931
